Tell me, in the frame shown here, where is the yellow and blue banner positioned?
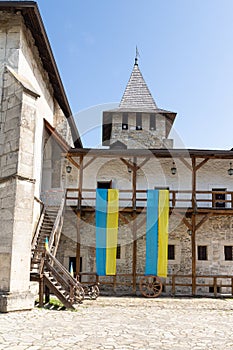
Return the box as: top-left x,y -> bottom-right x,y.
145,189 -> 169,277
96,189 -> 119,276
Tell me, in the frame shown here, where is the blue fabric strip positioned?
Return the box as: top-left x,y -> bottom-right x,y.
145,189 -> 159,275
96,189 -> 108,276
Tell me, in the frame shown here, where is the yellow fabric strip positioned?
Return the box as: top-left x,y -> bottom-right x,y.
106,189 -> 119,275
157,190 -> 169,277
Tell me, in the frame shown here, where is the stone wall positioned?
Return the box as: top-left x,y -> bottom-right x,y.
57,206 -> 233,296
109,112 -> 173,149
0,9 -> 74,311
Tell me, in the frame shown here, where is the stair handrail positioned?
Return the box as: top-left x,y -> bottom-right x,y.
45,250 -> 79,287
48,196 -> 66,255
31,204 -> 45,252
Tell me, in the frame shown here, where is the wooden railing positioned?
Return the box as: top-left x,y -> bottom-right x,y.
48,196 -> 66,256
31,205 -> 45,253
78,272 -> 233,297
66,188 -> 233,209
45,250 -> 84,303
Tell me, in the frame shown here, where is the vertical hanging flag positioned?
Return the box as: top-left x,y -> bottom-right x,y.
95,189 -> 119,276
145,190 -> 159,275
106,189 -> 119,275
96,189 -> 108,276
45,237 -> 49,251
145,189 -> 169,277
157,190 -> 169,277
70,261 -> 74,277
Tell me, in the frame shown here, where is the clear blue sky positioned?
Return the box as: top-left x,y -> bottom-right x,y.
36,0 -> 233,149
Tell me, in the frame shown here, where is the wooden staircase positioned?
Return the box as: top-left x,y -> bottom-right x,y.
30,198 -> 84,309
44,251 -> 84,309
31,208 -> 58,273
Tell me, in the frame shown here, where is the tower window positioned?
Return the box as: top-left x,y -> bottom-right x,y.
136,113 -> 142,130
198,246 -> 207,260
122,113 -> 128,130
150,114 -> 156,130
224,246 -> 233,261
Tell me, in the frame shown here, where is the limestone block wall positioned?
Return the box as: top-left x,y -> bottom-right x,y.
58,208 -> 233,296
62,157 -> 233,295
109,112 -> 173,149
0,66 -> 36,308
0,10 -> 74,310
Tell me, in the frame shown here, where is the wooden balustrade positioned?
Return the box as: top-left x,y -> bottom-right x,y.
78,272 -> 233,297
66,188 -> 233,210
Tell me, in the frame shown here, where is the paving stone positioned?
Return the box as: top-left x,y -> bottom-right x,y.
0,297 -> 233,349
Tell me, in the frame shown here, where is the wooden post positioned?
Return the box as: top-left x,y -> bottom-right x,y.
76,155 -> 84,275
172,275 -> 176,296
45,285 -> 50,304
213,277 -> 217,297
39,277 -> 44,307
132,157 -> 137,293
191,157 -> 197,296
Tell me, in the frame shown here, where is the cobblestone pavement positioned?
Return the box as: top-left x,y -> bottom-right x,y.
0,297 -> 233,350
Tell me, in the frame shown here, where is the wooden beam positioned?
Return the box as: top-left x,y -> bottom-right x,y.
173,211 -> 192,230
179,158 -> 192,171
136,215 -> 147,231
78,155 -> 84,210
76,155 -> 84,275
132,212 -> 137,293
120,157 -> 134,172
195,158 -> 209,171
191,157 -> 196,296
119,212 -> 132,228
191,213 -> 196,296
66,155 -> 80,169
132,156 -> 137,293
132,157 -> 137,211
195,213 -> 213,231
138,157 -> 150,169
83,157 -> 96,170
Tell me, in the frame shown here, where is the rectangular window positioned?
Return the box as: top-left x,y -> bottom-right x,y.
212,188 -> 226,208
150,114 -> 156,130
198,246 -> 207,260
97,181 -> 112,189
168,245 -> 175,260
116,244 -> 121,259
136,113 -> 142,130
122,113 -> 128,130
224,246 -> 233,261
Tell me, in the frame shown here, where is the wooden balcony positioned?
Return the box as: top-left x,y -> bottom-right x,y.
66,188 -> 233,214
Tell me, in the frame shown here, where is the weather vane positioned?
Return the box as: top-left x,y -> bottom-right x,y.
135,46 -> 140,65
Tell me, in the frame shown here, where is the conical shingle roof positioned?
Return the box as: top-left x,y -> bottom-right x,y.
119,62 -> 158,111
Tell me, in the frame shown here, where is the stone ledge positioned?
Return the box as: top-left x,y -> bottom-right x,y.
0,290 -> 35,313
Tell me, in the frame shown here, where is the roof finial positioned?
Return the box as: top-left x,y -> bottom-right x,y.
135,46 -> 140,65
